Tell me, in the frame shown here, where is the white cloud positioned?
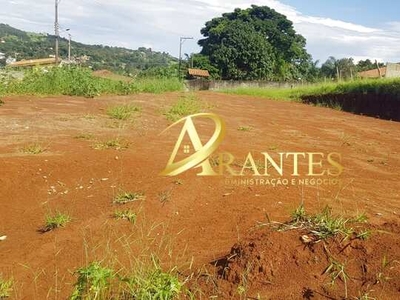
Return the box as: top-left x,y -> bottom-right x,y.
0,0 -> 399,63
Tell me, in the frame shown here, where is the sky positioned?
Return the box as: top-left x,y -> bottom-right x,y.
1,0 -> 400,63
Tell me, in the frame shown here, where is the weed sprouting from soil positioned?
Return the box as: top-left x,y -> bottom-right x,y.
324,259 -> 350,298
107,104 -> 141,120
0,275 -> 13,298
264,204 -> 370,244
291,203 -> 306,222
21,143 -> 46,154
121,255 -> 183,299
42,211 -> 71,232
70,261 -> 115,300
93,138 -> 129,150
158,190 -> 172,205
114,210 -> 137,224
237,126 -> 253,132
113,191 -> 145,204
375,255 -> 398,285
164,94 -> 202,122
69,222 -> 189,300
74,133 -> 95,140
355,290 -> 377,300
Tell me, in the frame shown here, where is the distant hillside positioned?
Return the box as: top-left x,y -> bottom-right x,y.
0,24 -> 177,73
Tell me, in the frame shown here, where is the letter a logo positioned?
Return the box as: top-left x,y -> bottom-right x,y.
160,113 -> 225,176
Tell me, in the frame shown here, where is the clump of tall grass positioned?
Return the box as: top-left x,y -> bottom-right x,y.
164,94 -> 203,122
0,275 -> 13,298
69,258 -> 184,300
107,104 -> 141,120
270,204 -> 370,243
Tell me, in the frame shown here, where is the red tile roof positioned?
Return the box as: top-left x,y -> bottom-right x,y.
8,58 -> 57,67
188,68 -> 210,77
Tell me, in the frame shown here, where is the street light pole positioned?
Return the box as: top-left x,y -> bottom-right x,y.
178,37 -> 193,80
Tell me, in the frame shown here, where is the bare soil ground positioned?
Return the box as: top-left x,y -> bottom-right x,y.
0,92 -> 399,299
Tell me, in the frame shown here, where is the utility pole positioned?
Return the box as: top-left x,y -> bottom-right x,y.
66,28 -> 71,62
55,0 -> 60,64
178,37 -> 193,80
68,33 -> 71,62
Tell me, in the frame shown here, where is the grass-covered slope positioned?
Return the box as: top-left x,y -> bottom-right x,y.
222,79 -> 400,121
222,78 -> 400,101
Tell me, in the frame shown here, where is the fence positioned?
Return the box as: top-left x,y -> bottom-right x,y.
185,79 -> 303,91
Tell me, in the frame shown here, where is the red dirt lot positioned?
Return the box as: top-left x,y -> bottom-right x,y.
0,92 -> 399,299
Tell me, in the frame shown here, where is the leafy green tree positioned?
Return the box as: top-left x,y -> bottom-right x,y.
321,57 -> 356,80
320,56 -> 338,79
198,5 -> 312,80
337,57 -> 355,79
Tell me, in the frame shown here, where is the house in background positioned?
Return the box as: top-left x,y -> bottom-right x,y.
358,63 -> 400,79
8,58 -> 56,67
187,68 -> 210,79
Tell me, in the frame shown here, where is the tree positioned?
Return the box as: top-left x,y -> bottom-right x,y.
336,57 -> 355,80
320,56 -> 338,79
320,57 -> 355,80
198,5 -> 312,81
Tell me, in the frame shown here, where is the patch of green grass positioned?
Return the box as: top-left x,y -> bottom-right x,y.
82,114 -> 97,120
70,262 -> 115,300
114,210 -> 137,224
164,94 -> 202,122
121,255 -> 182,300
2,66 -> 183,98
70,257 -> 185,300
237,126 -> 252,132
113,191 -> 145,204
0,275 -> 13,298
21,143 -> 46,154
132,78 -> 183,94
291,203 -> 306,223
93,138 -> 129,150
43,211 -> 71,232
222,78 -> 400,102
273,205 -> 369,243
74,133 -> 95,140
107,104 -> 141,120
